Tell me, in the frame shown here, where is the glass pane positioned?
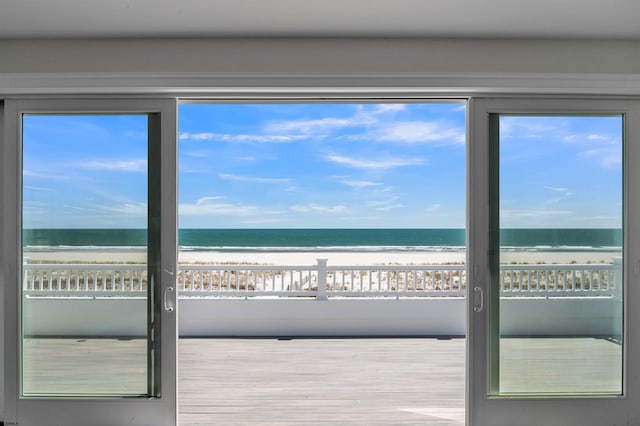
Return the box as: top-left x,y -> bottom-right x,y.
496,115 -> 623,395
21,114 -> 149,396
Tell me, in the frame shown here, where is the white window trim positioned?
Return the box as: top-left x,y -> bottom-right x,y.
1,72 -> 640,97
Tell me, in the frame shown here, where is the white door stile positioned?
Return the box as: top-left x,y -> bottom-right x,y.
468,97 -> 640,426
2,98 -> 178,426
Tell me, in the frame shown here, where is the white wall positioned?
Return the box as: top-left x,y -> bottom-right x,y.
22,296 -> 622,338
23,297 -> 465,337
24,298 -> 147,337
0,38 -> 638,75
0,39 -> 639,94
179,298 -> 466,337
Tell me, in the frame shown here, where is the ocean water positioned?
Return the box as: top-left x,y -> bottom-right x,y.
22,228 -> 622,252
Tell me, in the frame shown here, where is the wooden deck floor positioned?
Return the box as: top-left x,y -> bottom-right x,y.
21,337 -> 622,425
178,338 -> 466,426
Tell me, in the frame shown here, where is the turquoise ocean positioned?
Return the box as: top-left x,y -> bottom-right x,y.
22,228 -> 622,253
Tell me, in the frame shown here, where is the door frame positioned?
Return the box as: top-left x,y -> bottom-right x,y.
467,97 -> 640,425
2,98 -> 178,426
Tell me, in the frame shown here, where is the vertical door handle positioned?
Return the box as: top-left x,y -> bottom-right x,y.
164,286 -> 175,312
473,286 -> 484,313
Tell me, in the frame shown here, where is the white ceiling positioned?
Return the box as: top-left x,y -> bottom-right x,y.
1,0 -> 639,39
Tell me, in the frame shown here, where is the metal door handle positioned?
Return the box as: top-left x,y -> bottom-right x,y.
164,286 -> 175,312
473,286 -> 484,313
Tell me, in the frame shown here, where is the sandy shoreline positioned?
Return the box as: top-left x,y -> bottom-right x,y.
23,249 -> 620,265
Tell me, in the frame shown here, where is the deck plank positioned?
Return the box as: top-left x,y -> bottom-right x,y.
178,338 -> 465,425
21,336 -> 622,424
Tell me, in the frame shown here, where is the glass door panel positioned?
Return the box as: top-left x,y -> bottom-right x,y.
4,98 -> 177,426
469,98 -> 640,426
495,115 -> 623,395
21,114 -> 151,396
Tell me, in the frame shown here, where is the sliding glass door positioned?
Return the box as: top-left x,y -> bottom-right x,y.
2,99 -> 177,425
468,98 -> 640,425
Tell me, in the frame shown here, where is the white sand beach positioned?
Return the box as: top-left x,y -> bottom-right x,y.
23,249 -> 620,266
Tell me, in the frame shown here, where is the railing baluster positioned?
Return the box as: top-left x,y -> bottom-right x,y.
22,262 -> 618,299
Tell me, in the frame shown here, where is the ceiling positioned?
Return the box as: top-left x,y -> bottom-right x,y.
1,0 -> 639,39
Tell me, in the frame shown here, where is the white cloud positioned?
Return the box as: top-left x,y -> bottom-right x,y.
82,159 -> 147,172
262,104 -> 409,136
564,133 -> 616,144
104,203 -> 147,216
24,185 -> 53,192
290,203 -> 349,214
372,121 -> 465,145
501,209 -> 573,219
425,204 -> 441,212
499,117 -> 560,140
63,205 -> 103,214
579,148 -> 621,168
23,201 -> 47,215
371,104 -> 406,114
367,197 -> 403,211
196,196 -> 225,206
179,132 -> 306,143
373,203 -> 403,211
543,186 -> 569,193
265,116 -> 375,134
544,186 -> 573,204
337,179 -> 383,189
327,154 -> 424,170
218,173 -> 291,184
290,205 -> 310,213
179,201 -> 258,216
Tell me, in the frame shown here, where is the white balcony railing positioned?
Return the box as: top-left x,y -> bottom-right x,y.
23,263 -> 148,297
22,258 -> 621,299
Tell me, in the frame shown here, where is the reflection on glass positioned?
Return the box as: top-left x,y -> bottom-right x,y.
21,115 -> 149,396
497,115 -> 623,395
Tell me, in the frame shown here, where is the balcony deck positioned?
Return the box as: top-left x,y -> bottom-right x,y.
21,336 -> 622,425
178,337 -> 466,425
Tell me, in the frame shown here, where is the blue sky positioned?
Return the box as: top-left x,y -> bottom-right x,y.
21,104 -> 621,229
22,114 -> 149,228
500,115 -> 622,228
178,103 -> 466,228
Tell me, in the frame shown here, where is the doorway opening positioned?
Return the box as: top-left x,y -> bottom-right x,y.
176,101 -> 467,424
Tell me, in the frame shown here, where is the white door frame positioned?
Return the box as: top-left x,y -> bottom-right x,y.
2,98 -> 178,426
467,97 -> 640,425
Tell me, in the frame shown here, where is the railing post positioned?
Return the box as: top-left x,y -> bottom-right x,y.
316,258 -> 328,300
613,257 -> 623,299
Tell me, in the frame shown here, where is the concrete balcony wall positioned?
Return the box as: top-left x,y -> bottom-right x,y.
178,298 -> 466,337
22,296 -> 621,338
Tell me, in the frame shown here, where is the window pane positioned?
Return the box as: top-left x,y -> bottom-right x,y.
497,115 -> 623,395
21,114 -> 149,396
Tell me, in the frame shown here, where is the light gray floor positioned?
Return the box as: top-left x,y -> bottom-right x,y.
23,337 -> 147,396
178,338 -> 465,425
21,337 -> 622,425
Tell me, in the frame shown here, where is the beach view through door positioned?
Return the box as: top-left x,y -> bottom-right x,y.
468,98 -> 640,426
7,98 -> 177,426
177,102 -> 467,424
494,114 -> 623,395
21,114 -> 152,396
